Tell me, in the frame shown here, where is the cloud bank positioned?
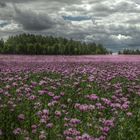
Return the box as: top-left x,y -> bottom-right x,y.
0,0 -> 140,52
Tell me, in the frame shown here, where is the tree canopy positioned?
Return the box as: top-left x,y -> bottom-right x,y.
119,49 -> 140,55
0,34 -> 110,55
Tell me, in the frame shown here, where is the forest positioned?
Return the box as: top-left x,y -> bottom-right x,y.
0,34 -> 110,55
119,49 -> 140,55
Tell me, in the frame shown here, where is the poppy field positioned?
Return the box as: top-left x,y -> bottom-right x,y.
0,55 -> 140,140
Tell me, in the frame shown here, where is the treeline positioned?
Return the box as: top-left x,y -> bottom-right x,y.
119,49 -> 140,55
0,34 -> 110,55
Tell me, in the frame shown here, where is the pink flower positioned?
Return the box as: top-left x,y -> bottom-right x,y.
102,127 -> 110,134
66,137 -> 73,140
28,95 -> 36,101
42,109 -> 49,115
60,92 -> 65,96
39,134 -> 46,140
39,131 -> 46,139
47,92 -> 54,97
31,81 -> 37,86
122,103 -> 129,110
103,120 -> 114,127
0,88 -> 3,94
0,129 -> 2,136
46,123 -> 53,128
31,124 -> 37,130
32,129 -> 37,134
18,114 -> 25,121
13,128 -> 22,135
86,94 -> 99,101
39,80 -> 46,86
127,112 -> 133,117
81,133 -> 92,139
55,111 -> 62,117
98,135 -> 106,140
40,118 -> 47,124
38,90 -> 46,95
63,128 -> 80,136
70,118 -> 81,125
53,96 -> 61,100
25,137 -> 32,140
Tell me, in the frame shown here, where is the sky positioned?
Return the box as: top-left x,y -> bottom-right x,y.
0,0 -> 140,52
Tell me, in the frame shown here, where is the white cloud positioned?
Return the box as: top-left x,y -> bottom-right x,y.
111,34 -> 132,41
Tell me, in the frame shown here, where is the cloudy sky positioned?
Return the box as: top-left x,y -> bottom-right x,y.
0,0 -> 140,52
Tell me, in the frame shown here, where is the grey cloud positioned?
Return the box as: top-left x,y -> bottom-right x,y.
1,0 -> 81,5
0,0 -> 38,4
115,1 -> 140,13
14,7 -> 56,31
0,2 -> 6,7
0,0 -> 140,52
125,16 -> 140,24
92,4 -> 116,13
87,1 -> 140,18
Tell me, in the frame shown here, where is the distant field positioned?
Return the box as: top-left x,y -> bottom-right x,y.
1,55 -> 140,62
0,55 -> 140,140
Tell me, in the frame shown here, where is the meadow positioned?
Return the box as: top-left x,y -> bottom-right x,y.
0,55 -> 140,140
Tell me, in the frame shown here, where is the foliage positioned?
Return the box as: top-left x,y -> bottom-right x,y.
0,39 -> 4,53
0,34 -> 110,55
119,49 -> 140,55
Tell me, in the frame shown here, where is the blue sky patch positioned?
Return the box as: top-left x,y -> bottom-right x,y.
0,20 -> 9,28
63,16 -> 91,21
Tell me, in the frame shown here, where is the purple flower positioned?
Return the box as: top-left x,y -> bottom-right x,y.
31,81 -> 37,86
0,129 -> 2,136
38,90 -> 46,95
18,114 -> 25,121
122,103 -> 129,110
0,89 -> 3,94
53,95 -> 61,100
39,134 -> 46,140
127,112 -> 133,117
55,111 -> 62,117
66,136 -> 73,140
31,124 -> 37,130
42,109 -> 49,115
13,128 -> 22,135
47,92 -> 54,97
28,95 -> 36,101
63,128 -> 80,136
46,123 -> 53,128
60,92 -> 65,96
103,120 -> 114,127
70,118 -> 81,125
102,127 -> 110,134
86,94 -> 99,101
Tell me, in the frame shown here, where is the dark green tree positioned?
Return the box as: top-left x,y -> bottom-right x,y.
0,34 -> 110,55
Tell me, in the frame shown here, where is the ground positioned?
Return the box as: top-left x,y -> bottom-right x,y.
0,55 -> 140,140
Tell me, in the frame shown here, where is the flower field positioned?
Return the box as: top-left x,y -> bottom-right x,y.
0,55 -> 140,140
